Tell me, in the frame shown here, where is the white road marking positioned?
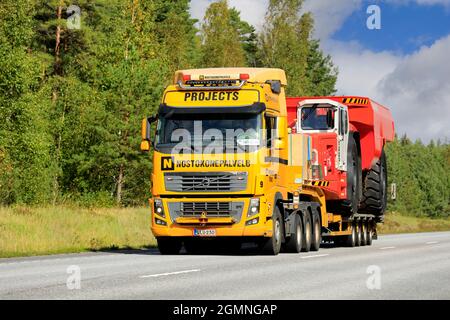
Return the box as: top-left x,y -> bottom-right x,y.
426,241 -> 439,244
140,269 -> 201,278
379,246 -> 396,250
301,254 -> 329,259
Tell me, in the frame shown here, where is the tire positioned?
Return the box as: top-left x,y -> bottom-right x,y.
261,206 -> 283,255
366,222 -> 373,246
157,237 -> 182,255
359,150 -> 388,219
301,212 -> 312,252
310,210 -> 322,251
345,223 -> 356,247
340,136 -> 362,216
285,214 -> 303,253
361,221 -> 368,246
355,221 -> 362,247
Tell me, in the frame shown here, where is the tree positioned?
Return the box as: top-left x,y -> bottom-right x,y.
305,40 -> 338,95
229,8 -> 258,66
259,0 -> 312,96
200,0 -> 246,67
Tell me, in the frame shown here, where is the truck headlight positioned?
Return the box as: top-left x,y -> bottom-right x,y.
153,198 -> 165,218
247,198 -> 260,217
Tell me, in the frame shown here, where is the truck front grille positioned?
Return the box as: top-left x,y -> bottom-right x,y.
164,172 -> 247,192
181,202 -> 232,216
167,201 -> 244,223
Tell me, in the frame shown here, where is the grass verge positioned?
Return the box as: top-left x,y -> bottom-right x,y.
1,207 -> 449,258
378,212 -> 450,234
0,206 -> 156,258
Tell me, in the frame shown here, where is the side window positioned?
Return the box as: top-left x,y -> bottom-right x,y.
265,115 -> 276,148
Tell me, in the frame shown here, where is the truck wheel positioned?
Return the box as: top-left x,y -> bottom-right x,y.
310,211 -> 321,251
366,222 -> 373,246
157,238 -> 182,255
285,214 -> 303,253
340,137 -> 362,216
261,206 -> 282,255
355,221 -> 362,247
301,212 -> 312,252
345,223 -> 356,247
359,150 -> 387,219
361,221 -> 368,246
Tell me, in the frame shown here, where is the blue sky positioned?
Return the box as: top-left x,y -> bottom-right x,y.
333,1 -> 450,54
190,0 -> 450,141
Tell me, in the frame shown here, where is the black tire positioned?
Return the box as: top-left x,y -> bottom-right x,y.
301,212 -> 312,252
345,223 -> 356,247
285,214 -> 303,253
310,210 -> 322,251
340,136 -> 362,216
366,222 -> 373,246
261,206 -> 282,255
361,221 -> 368,246
157,238 -> 182,255
184,239 -> 201,254
355,221 -> 362,247
359,150 -> 388,219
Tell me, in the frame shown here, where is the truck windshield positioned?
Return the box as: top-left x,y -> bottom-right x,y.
155,113 -> 262,153
301,106 -> 335,131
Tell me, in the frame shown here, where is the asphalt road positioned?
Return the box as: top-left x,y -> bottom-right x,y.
1,231 -> 449,300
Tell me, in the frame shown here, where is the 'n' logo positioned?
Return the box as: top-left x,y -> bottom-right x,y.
161,157 -> 175,171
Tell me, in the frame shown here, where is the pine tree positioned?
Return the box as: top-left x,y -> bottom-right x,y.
229,8 -> 258,67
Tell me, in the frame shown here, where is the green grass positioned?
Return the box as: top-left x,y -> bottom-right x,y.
0,206 -> 156,258
1,206 -> 449,258
378,211 -> 450,234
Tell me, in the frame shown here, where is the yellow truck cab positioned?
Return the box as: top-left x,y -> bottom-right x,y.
141,68 -> 303,254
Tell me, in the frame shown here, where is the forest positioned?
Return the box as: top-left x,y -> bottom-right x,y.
0,0 -> 448,218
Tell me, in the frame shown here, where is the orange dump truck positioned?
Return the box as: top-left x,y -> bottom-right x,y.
141,68 -> 395,255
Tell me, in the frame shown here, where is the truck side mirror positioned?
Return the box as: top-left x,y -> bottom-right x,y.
140,116 -> 157,152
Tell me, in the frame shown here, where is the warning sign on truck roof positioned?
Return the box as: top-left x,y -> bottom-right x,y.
342,97 -> 369,105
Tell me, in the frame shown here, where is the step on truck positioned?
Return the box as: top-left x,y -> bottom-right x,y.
140,68 -> 395,255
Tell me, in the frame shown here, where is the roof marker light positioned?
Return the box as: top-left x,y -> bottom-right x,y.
183,74 -> 191,81
240,73 -> 250,80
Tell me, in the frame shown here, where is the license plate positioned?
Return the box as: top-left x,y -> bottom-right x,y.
193,229 -> 216,237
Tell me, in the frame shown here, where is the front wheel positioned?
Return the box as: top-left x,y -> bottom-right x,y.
157,238 -> 182,255
261,206 -> 283,255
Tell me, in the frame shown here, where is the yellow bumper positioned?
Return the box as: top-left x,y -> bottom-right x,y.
150,197 -> 273,238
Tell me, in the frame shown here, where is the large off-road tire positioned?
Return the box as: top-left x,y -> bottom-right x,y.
157,237 -> 182,255
261,206 -> 283,255
310,210 -> 322,251
340,136 -> 362,216
284,214 -> 303,253
301,212 -> 312,252
359,150 -> 388,220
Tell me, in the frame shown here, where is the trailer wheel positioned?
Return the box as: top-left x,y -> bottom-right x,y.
366,222 -> 373,246
340,137 -> 362,216
355,221 -> 362,247
157,238 -> 182,255
261,206 -> 282,255
284,214 -> 303,253
361,221 -> 368,246
310,211 -> 321,251
301,212 -> 312,252
359,149 -> 387,219
345,223 -> 356,247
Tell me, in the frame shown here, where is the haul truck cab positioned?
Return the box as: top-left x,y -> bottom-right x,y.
141,68 -> 304,255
